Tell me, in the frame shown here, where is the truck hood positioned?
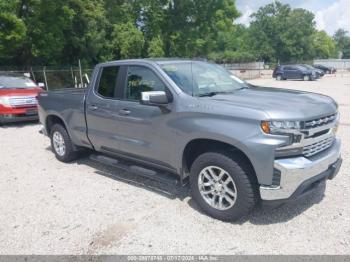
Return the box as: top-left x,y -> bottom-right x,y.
209,86 -> 337,120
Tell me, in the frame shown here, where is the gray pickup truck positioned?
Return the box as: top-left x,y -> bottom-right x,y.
38,59 -> 342,221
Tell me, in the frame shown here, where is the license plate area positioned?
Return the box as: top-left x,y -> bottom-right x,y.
26,109 -> 38,115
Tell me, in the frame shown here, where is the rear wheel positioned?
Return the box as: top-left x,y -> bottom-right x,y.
190,152 -> 258,221
276,74 -> 282,81
50,124 -> 79,162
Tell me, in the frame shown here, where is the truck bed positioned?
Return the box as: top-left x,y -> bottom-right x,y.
38,88 -> 91,148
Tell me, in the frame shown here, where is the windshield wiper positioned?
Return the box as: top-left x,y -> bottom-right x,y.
197,90 -> 243,97
198,92 -> 221,97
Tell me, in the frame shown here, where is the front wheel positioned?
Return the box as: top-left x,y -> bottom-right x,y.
303,75 -> 310,81
50,124 -> 79,162
190,152 -> 258,221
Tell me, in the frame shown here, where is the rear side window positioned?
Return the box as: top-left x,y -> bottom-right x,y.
97,66 -> 120,98
125,66 -> 166,101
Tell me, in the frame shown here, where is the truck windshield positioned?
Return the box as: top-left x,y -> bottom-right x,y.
0,76 -> 37,89
160,61 -> 247,96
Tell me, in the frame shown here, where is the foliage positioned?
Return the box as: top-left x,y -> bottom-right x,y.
0,0 -> 341,66
313,31 -> 337,59
333,29 -> 350,58
147,36 -> 165,58
245,2 -> 318,63
0,12 -> 26,62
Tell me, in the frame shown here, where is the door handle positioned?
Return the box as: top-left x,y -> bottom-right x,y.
118,109 -> 131,115
88,105 -> 99,111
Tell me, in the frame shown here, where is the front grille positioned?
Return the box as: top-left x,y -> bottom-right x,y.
303,136 -> 334,157
304,114 -> 337,129
9,96 -> 37,107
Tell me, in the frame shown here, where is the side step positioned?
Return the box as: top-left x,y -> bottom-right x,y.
89,154 -> 181,186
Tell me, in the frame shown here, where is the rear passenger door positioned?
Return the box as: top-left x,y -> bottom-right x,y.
85,65 -> 124,151
284,66 -> 297,79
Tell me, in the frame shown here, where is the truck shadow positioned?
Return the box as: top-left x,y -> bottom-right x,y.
188,182 -> 326,225
246,182 -> 326,225
73,153 -> 325,225
76,155 -> 190,201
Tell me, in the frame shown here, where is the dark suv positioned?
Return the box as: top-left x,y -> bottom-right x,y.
314,64 -> 336,74
273,65 -> 316,81
300,64 -> 324,78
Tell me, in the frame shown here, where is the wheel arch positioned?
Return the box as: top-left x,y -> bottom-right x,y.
45,114 -> 68,135
181,138 -> 258,184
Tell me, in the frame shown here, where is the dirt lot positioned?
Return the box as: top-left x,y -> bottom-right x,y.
1,75 -> 350,255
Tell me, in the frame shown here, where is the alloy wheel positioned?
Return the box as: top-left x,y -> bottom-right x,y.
198,166 -> 238,210
53,131 -> 66,156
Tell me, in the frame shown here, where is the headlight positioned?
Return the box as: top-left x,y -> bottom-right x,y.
0,96 -> 11,107
262,120 -> 303,157
261,121 -> 301,134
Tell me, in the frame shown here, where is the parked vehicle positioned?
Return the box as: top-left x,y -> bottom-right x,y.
272,65 -> 316,81
314,64 -> 336,74
38,59 -> 342,221
300,64 -> 324,78
0,73 -> 43,123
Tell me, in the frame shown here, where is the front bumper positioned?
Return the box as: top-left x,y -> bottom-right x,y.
0,113 -> 38,123
260,138 -> 341,201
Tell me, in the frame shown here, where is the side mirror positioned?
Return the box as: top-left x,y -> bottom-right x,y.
38,83 -> 45,89
141,91 -> 169,106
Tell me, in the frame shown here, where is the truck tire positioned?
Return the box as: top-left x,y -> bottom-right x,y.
50,124 -> 79,162
190,152 -> 258,221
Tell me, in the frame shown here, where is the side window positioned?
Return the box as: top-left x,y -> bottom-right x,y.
284,66 -> 292,70
125,66 -> 166,101
97,66 -> 120,98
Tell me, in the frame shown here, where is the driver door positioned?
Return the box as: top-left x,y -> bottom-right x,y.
111,65 -> 175,170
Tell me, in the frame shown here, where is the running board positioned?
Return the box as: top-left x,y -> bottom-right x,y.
89,154 -> 181,186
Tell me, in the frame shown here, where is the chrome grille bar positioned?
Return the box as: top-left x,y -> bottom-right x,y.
304,113 -> 337,129
303,136 -> 335,157
9,96 -> 37,107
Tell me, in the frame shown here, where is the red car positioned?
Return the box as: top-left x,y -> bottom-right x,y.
0,74 -> 43,124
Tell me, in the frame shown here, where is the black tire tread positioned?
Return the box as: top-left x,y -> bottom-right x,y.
190,151 -> 258,221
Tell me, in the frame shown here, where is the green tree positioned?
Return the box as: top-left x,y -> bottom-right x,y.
313,30 -> 336,58
160,0 -> 239,57
333,29 -> 350,58
246,2 -> 319,63
0,12 -> 26,63
147,36 -> 165,57
110,22 -> 145,59
0,0 -> 342,66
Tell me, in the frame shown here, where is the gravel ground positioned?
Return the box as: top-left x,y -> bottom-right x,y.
0,75 -> 349,255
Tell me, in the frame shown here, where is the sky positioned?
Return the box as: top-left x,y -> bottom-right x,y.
235,0 -> 350,35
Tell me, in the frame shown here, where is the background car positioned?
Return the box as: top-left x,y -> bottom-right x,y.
0,73 -> 43,124
299,64 -> 324,78
314,64 -> 337,74
272,65 -> 316,81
